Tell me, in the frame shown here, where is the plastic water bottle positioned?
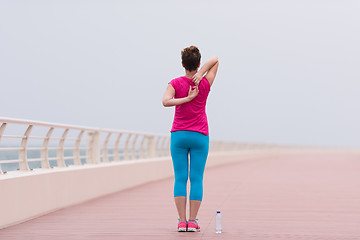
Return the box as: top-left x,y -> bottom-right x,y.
215,211 -> 222,233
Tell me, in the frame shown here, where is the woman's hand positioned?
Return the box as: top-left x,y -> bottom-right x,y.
192,72 -> 203,86
187,85 -> 199,100
162,84 -> 199,107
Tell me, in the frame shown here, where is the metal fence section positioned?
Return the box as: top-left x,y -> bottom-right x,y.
0,117 -> 172,174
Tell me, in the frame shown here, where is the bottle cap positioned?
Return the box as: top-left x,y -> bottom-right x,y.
217,211 -> 220,213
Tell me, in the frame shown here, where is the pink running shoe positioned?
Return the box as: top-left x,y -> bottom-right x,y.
177,218 -> 187,232
187,219 -> 200,232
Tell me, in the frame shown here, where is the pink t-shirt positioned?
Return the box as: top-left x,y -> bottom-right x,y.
169,76 -> 211,135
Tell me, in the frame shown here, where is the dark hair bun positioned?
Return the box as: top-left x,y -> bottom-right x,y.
183,46 -> 199,55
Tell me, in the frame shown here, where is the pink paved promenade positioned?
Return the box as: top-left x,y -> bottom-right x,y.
1,152 -> 360,240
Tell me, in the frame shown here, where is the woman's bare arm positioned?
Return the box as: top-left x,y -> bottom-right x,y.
162,84 -> 199,107
192,56 -> 219,87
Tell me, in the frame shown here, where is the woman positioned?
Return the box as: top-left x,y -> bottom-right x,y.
162,46 -> 219,232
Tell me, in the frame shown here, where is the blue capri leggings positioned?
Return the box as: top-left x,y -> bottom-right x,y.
170,131 -> 209,201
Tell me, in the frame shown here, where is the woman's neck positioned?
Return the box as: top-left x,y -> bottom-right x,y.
184,70 -> 197,79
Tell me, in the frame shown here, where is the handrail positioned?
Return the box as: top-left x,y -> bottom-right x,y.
0,117 -> 164,136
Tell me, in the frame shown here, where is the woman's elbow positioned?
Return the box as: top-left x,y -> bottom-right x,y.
162,99 -> 170,107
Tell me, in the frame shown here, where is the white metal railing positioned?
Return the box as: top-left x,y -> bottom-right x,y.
0,117 -> 173,174
0,117 -> 267,174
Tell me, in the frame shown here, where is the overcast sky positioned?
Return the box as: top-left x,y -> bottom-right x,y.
1,0 -> 359,147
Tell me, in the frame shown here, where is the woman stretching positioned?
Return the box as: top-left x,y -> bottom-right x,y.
162,46 -> 219,232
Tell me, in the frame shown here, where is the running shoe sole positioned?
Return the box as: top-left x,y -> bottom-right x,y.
187,227 -> 200,232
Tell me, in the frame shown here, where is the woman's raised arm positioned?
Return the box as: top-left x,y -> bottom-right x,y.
192,56 -> 219,87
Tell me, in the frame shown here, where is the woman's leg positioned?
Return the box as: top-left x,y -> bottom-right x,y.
189,200 -> 202,220
170,132 -> 190,221
174,196 -> 187,221
188,133 -> 209,220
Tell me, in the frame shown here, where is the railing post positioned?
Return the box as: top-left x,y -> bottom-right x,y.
87,131 -> 100,164
0,123 -> 6,174
165,136 -> 170,156
73,130 -> 84,165
19,125 -> 33,171
139,135 -> 146,159
114,133 -> 122,161
102,132 -> 112,162
146,135 -> 156,158
0,123 -> 6,144
57,128 -> 69,167
41,127 -> 54,169
131,134 -> 138,159
124,134 -> 131,160
155,136 -> 161,157
161,137 -> 167,157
